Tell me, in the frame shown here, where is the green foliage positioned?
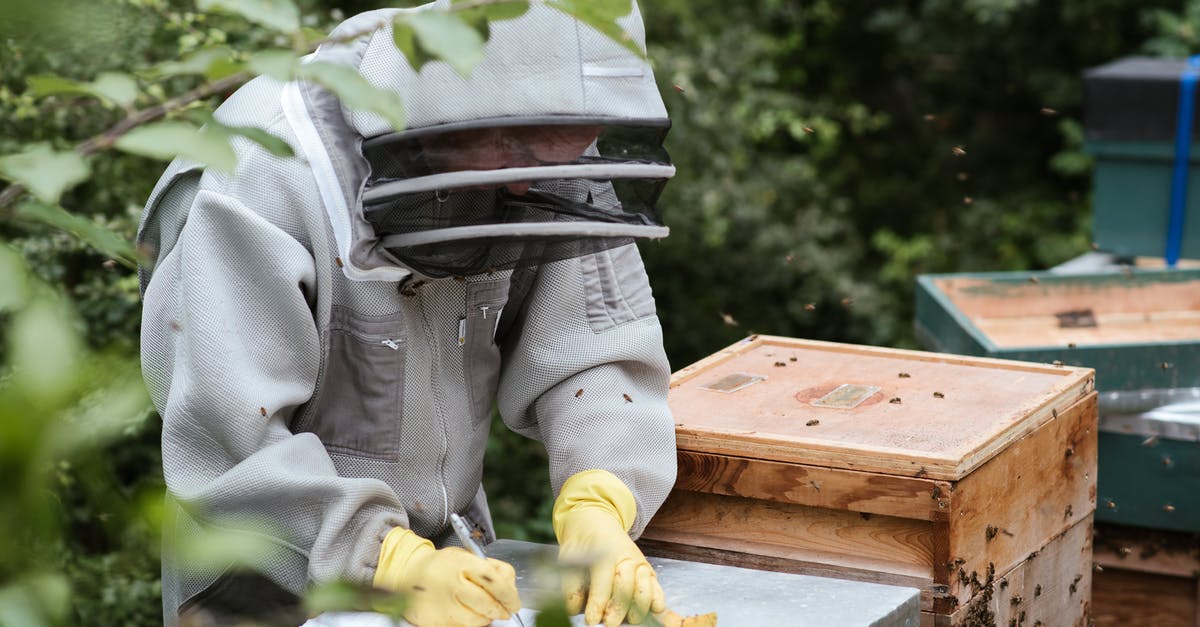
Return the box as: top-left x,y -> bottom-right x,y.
6,0 -> 1200,624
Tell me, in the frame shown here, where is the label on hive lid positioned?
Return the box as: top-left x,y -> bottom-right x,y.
810,384 -> 882,409
699,372 -> 766,394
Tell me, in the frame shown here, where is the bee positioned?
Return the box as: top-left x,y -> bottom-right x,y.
774,361 -> 786,367
622,393 -> 633,403
453,275 -> 466,283
802,126 -> 814,134
952,145 -> 966,156
413,501 -> 425,512
575,388 -> 584,398
963,196 -> 973,204
259,407 -> 267,417
889,397 -> 902,404
804,303 -> 816,311
1040,107 -> 1058,116
720,312 -> 738,327
785,254 -> 795,263
672,84 -> 685,93
933,391 -> 945,399
789,356 -> 798,362
1029,276 -> 1040,284
986,525 -> 999,540
334,257 -> 344,268
1160,362 -> 1173,370
1164,504 -> 1176,513
1052,360 -> 1064,366
1034,585 -> 1042,598
957,172 -> 969,181
805,419 -> 820,427
1141,435 -> 1159,447
169,320 -> 183,332
1162,454 -> 1174,468
1067,342 -> 1077,349
898,372 -> 911,378
840,297 -> 854,307
923,114 -> 936,121
1090,242 -> 1100,250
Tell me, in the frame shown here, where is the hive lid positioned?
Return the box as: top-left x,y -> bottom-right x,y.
668,335 -> 1094,481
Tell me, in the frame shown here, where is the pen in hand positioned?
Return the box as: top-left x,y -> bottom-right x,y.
448,513 -> 526,627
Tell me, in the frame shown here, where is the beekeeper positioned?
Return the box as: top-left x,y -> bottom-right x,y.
137,2 -> 677,627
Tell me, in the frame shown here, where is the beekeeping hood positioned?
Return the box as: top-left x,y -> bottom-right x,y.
283,0 -> 673,280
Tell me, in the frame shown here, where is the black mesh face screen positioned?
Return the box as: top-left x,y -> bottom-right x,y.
362,178 -> 666,278
360,120 -> 671,278
362,120 -> 671,183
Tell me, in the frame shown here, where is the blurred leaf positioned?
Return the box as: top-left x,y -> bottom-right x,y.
547,0 -> 643,58
0,143 -> 90,204
453,1 -> 531,44
247,49 -> 299,81
168,520 -> 286,574
114,121 -> 237,173
89,72 -> 139,107
26,75 -> 93,99
299,62 -> 406,131
0,573 -> 71,627
15,201 -> 139,267
391,21 -> 436,73
50,369 -> 150,458
191,112 -> 294,158
0,247 -> 29,311
196,0 -> 300,34
27,72 -> 139,107
9,295 -> 83,404
150,47 -> 241,80
305,580 -> 406,619
455,0 -> 531,21
405,11 -> 486,77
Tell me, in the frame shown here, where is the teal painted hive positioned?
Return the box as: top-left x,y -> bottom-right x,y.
1085,57 -> 1200,260
915,269 -> 1200,532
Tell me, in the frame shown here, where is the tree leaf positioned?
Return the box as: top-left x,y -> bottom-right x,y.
0,143 -> 90,204
89,72 -> 139,107
547,0 -> 644,58
9,295 -> 84,405
405,11 -> 485,77
150,47 -> 240,79
26,75 -> 92,99
391,21 -> 435,73
27,73 -> 140,106
247,49 -> 299,81
454,0 -> 530,21
452,1 -> 530,44
0,246 -> 29,311
196,0 -> 300,33
114,121 -> 237,173
49,368 -> 150,458
298,62 -> 406,131
191,111 -> 294,158
14,201 -> 140,267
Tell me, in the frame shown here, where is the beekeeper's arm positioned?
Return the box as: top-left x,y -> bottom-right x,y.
144,183 -> 520,626
497,244 -> 677,626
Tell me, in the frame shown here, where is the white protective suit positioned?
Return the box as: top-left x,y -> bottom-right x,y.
137,2 -> 677,623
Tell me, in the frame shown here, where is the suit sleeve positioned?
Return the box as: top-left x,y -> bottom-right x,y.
141,188 -> 407,592
495,243 -> 677,536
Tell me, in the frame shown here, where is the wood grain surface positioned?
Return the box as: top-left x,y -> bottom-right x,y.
668,335 -> 1093,480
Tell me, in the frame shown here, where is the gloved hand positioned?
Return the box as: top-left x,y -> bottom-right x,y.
373,526 -> 521,627
554,469 -> 667,627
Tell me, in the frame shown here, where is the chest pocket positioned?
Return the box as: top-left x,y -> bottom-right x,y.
306,306 -> 406,459
463,281 -> 508,430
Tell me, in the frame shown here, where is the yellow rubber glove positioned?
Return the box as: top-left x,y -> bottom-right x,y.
373,526 -> 521,627
554,469 -> 667,627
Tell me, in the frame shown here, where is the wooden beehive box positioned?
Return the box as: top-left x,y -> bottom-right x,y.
915,269 -> 1200,533
640,336 -> 1099,627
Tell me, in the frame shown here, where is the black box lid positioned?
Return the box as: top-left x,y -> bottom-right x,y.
1085,56 -> 1200,142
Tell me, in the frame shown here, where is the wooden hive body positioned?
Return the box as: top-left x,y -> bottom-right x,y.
640,336 -> 1099,627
